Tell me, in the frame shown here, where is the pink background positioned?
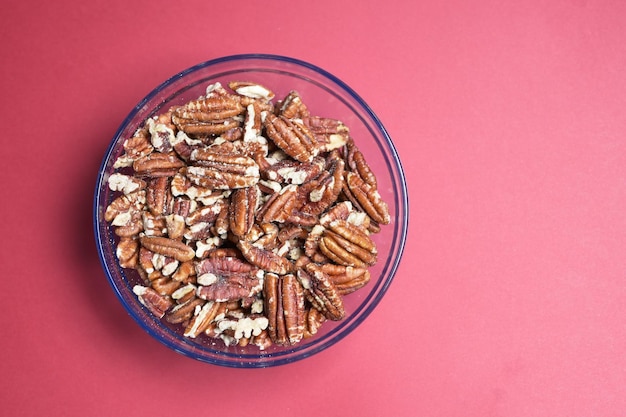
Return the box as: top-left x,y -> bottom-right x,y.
3,0 -> 626,416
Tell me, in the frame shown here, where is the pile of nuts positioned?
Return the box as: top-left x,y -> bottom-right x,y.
104,81 -> 390,349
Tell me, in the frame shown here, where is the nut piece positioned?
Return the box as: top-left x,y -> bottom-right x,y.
343,171 -> 390,225
346,141 -> 377,188
320,263 -> 371,295
133,285 -> 173,318
306,116 -> 350,152
228,81 -> 275,101
264,273 -> 305,345
139,236 -> 195,262
133,152 -> 185,177
278,90 -> 310,119
318,219 -> 377,267
146,177 -> 171,216
186,146 -> 260,190
195,256 -> 263,302
172,95 -> 245,136
116,237 -> 139,268
298,151 -> 345,216
183,301 -> 227,338
229,185 -> 259,238
297,263 -> 345,321
303,306 -> 327,339
264,113 -> 319,162
256,184 -> 299,224
237,240 -> 294,275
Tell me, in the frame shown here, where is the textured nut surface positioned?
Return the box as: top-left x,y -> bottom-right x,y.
103,80 -> 392,350
297,262 -> 345,321
264,273 -> 305,346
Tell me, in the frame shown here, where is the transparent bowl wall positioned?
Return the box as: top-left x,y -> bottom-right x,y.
94,54 -> 408,367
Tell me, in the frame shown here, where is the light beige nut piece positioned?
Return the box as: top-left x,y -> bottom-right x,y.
108,173 -> 146,195
228,81 -> 276,101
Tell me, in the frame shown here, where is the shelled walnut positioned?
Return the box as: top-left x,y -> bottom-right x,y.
105,81 -> 390,349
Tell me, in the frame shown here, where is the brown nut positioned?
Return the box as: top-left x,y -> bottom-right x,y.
195,255 -> 263,302
264,113 -> 319,163
139,236 -> 195,262
318,219 -> 377,267
264,273 -> 305,346
297,262 -> 345,321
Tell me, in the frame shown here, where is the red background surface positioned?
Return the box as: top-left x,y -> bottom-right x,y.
3,0 -> 626,416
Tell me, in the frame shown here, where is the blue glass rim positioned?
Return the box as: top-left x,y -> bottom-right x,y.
93,54 -> 409,368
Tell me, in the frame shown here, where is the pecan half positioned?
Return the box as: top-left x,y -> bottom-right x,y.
263,157 -> 325,185
228,81 -> 275,101
306,116 -> 349,152
343,171 -> 390,225
303,306 -> 327,339
346,140 -> 377,188
264,113 -> 319,162
298,151 -> 345,216
237,240 -> 294,275
297,263 -> 345,321
133,152 -> 185,177
186,147 -> 260,189
146,177 -> 171,216
264,273 -> 305,345
183,301 -> 228,338
172,95 -> 245,136
105,191 -> 145,237
320,263 -> 371,295
139,236 -> 195,262
318,219 -> 377,267
229,185 -> 259,238
133,285 -> 173,318
195,256 -> 263,302
278,90 -> 310,119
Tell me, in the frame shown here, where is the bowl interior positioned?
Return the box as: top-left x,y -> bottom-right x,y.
94,54 -> 408,367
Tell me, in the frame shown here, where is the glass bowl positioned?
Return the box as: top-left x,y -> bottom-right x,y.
93,54 -> 408,367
